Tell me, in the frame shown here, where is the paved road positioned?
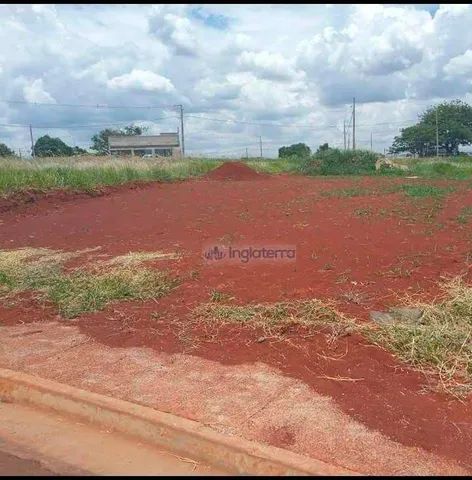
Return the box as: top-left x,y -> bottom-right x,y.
0,402 -> 222,476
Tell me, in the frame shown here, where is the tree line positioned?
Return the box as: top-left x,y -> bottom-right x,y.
0,125 -> 146,158
278,99 -> 472,159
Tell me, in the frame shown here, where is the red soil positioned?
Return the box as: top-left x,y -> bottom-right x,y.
205,161 -> 266,180
1,173 -> 472,469
0,181 -> 156,215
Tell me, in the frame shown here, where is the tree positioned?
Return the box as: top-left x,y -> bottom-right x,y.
73,146 -> 88,155
0,143 -> 15,157
390,99 -> 472,157
33,135 -> 75,157
390,124 -> 436,157
316,143 -> 330,154
90,124 -> 147,155
278,143 -> 311,158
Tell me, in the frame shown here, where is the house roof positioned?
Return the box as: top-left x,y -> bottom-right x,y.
108,133 -> 180,148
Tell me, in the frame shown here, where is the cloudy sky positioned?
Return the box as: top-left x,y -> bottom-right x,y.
1,3 -> 472,157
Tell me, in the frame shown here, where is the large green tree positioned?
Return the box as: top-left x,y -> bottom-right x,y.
90,124 -> 147,155
278,142 -> 311,158
0,143 -> 15,157
34,135 -> 75,157
390,100 -> 472,156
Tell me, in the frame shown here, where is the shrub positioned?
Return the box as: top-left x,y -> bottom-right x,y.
279,143 -> 311,159
301,148 -> 378,176
378,164 -> 407,176
431,162 -> 458,176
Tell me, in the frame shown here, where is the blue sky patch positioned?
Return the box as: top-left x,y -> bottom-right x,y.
190,7 -> 230,30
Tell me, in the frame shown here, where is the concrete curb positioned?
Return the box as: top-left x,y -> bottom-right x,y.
0,368 -> 357,476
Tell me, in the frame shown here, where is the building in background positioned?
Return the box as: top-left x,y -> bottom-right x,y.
108,133 -> 181,157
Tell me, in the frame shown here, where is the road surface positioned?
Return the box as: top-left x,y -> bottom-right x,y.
0,449 -> 56,476
0,401 -> 223,476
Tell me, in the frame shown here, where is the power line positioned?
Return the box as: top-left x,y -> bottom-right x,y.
0,98 -> 433,130
0,118 -> 409,132
0,117 -> 178,129
185,113 -> 340,129
1,99 -> 179,110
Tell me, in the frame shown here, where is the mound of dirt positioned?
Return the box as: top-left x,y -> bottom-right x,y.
205,161 -> 266,181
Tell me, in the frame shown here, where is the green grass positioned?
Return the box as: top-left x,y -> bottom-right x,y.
390,157 -> 472,180
321,186 -> 373,198
7,154 -> 467,195
321,183 -> 403,198
0,156 -> 221,195
48,267 -> 177,318
400,184 -> 454,198
209,289 -> 234,303
457,206 -> 472,224
0,247 -> 178,318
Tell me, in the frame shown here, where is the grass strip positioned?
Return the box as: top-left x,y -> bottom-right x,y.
0,157 -> 221,195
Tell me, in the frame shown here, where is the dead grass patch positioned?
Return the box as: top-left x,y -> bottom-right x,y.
102,251 -> 180,267
194,278 -> 472,397
193,298 -> 356,342
363,277 -> 472,397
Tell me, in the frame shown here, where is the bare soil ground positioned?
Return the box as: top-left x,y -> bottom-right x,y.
1,166 -> 471,472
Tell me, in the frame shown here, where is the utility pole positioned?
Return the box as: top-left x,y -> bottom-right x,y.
343,120 -> 346,151
176,104 -> 185,157
352,97 -> 356,151
29,125 -> 35,159
370,132 -> 373,151
435,109 -> 439,157
246,147 -> 249,160
259,136 -> 263,158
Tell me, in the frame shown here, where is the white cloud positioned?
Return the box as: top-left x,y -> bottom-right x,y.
23,78 -> 56,103
237,50 -> 301,81
444,50 -> 472,77
107,69 -> 175,93
297,4 -> 431,78
149,9 -> 198,57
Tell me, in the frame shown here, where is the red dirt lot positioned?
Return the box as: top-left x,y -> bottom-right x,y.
1,169 -> 472,471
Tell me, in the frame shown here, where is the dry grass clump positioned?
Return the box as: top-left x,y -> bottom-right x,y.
193,298 -> 356,340
0,247 -> 178,318
0,248 -> 79,291
102,251 -> 180,267
364,277 -> 472,396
